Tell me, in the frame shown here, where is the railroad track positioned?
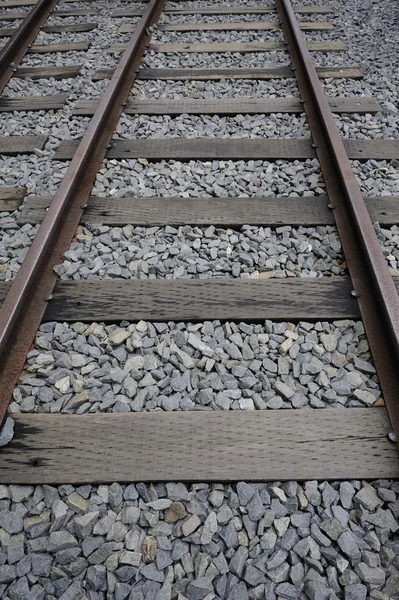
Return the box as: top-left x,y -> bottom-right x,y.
0,0 -> 398,596
0,0 -> 398,482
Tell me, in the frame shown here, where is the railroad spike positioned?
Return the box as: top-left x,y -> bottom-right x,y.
351,290 -> 361,298
388,432 -> 398,443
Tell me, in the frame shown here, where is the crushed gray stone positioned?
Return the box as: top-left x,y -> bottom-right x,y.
114,113 -> 310,140
54,224 -> 343,280
142,50 -> 290,69
0,480 -> 397,599
10,319 -> 381,414
131,78 -> 300,100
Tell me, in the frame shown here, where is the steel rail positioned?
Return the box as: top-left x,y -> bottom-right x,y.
276,0 -> 399,442
0,0 -> 165,426
0,0 -> 59,93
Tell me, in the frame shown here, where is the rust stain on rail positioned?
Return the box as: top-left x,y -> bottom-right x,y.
276,0 -> 399,443
0,0 -> 58,93
0,0 -> 166,425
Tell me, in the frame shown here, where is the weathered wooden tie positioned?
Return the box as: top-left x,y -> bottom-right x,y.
14,66 -> 81,80
0,277 -> 362,321
0,95 -> 67,112
0,135 -> 47,155
92,66 -> 363,81
0,42 -> 91,55
0,0 -> 96,5
111,5 -> 334,17
0,187 -> 26,212
119,21 -> 334,33
0,409 -> 397,484
0,8 -> 97,17
54,138 -> 399,161
0,23 -> 97,36
108,41 -> 347,53
73,97 -> 380,116
17,195 -> 399,227
24,41 -> 90,53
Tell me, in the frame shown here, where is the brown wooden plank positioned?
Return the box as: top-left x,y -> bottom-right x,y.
93,66 -> 292,80
54,138 -> 399,162
2,278 -> 399,322
53,8 -> 98,15
0,23 -> 97,36
0,8 -> 97,18
18,195 -> 399,227
119,21 -> 333,33
0,46 -> 86,58
55,138 -> 316,160
92,66 -> 363,81
18,194 -> 332,225
328,97 -> 380,113
14,65 -> 81,79
0,408 -> 397,484
133,66 -> 362,80
46,278 -> 361,321
26,41 -> 90,53
73,96 -> 380,116
293,5 -> 334,13
0,0 -> 96,4
344,139 -> 399,160
111,8 -> 144,16
155,21 -> 334,32
0,186 -> 26,212
0,0 -> 36,5
112,5 -> 333,16
42,23 -> 97,33
0,278 -> 360,322
0,95 -> 67,112
109,41 -> 346,54
0,135 -> 47,155
366,196 -> 399,224
164,5 -> 334,14
5,278 -> 399,322
0,10 -> 27,18
0,27 -> 20,36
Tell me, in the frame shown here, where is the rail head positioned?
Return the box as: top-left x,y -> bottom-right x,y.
0,0 -> 166,426
0,0 -> 59,93
276,0 -> 399,441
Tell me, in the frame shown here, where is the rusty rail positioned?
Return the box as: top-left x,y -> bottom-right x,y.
276,0 -> 399,441
0,0 -> 59,93
0,0 -> 165,425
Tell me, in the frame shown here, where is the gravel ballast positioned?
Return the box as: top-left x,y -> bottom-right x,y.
54,224 -> 343,280
10,318 -> 380,415
1,1 -> 399,599
141,51 -> 290,69
150,30 -> 285,44
131,79 -> 300,99
159,13 -> 281,24
0,480 -> 397,599
114,113 -> 310,140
